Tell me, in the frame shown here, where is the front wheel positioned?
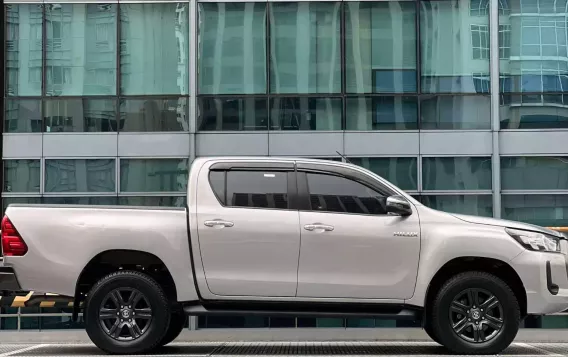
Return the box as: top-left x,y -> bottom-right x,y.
85,271 -> 171,354
431,271 -> 520,355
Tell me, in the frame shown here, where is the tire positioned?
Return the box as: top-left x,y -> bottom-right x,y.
159,312 -> 187,347
423,321 -> 441,344
431,271 -> 520,355
84,270 -> 171,355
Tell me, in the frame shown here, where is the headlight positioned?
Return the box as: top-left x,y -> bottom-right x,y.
506,228 -> 561,252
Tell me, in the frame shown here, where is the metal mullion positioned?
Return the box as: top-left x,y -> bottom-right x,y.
118,192 -> 186,197
415,0 -> 422,130
116,1 -> 121,134
1,192 -> 42,197
501,190 -> 568,195
340,1 -> 346,131
420,191 -> 493,195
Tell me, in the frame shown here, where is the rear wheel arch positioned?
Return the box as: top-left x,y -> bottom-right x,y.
74,250 -> 178,320
423,257 -> 527,323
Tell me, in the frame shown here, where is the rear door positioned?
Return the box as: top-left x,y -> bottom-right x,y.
196,161 -> 301,297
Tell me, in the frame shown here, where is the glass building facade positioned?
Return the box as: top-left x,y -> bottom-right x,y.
2,0 -> 568,330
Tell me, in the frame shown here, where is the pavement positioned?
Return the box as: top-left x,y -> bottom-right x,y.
2,329 -> 568,356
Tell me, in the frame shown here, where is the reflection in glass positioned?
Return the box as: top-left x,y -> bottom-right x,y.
43,197 -> 118,205
270,2 -> 341,94
119,98 -> 188,132
44,99 -> 117,132
420,0 -> 490,93
197,97 -> 268,131
4,99 -> 42,133
345,2 -> 416,93
422,157 -> 492,190
500,94 -> 568,129
501,157 -> 568,190
270,97 -> 342,130
45,159 -> 116,193
420,96 -> 491,129
120,3 -> 189,95
500,0 -> 568,93
45,4 -> 117,96
345,97 -> 418,130
120,159 -> 189,192
422,195 -> 493,217
198,3 -> 267,94
349,157 -> 418,190
4,160 -> 40,193
119,196 -> 186,207
502,194 -> 568,227
6,4 -> 43,96
2,198 -> 42,215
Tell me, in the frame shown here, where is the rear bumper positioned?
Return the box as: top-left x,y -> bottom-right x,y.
512,244 -> 568,315
0,267 -> 22,292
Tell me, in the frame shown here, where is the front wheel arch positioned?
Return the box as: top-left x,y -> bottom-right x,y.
423,256 -> 527,327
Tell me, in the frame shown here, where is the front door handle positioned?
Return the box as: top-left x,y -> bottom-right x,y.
204,220 -> 234,228
304,224 -> 334,232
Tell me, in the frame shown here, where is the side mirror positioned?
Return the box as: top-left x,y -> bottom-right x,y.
386,195 -> 412,216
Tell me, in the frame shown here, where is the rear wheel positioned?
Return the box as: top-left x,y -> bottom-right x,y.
423,321 -> 441,344
85,271 -> 171,354
431,271 -> 520,355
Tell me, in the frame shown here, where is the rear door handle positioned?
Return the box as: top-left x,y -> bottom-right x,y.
304,224 -> 334,232
204,220 -> 234,228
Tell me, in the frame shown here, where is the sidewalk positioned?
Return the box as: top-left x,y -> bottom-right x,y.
0,328 -> 567,344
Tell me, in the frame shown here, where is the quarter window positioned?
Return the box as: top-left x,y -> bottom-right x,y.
306,173 -> 387,215
210,170 -> 289,209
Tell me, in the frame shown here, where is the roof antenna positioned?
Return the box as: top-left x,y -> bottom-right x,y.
336,151 -> 353,165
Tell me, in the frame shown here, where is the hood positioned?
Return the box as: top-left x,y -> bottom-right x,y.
450,213 -> 565,238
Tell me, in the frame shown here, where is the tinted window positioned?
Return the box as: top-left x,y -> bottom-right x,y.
226,171 -> 288,209
209,171 -> 226,205
306,173 -> 387,215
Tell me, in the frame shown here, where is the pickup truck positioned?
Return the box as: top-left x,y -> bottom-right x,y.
1,157 -> 567,355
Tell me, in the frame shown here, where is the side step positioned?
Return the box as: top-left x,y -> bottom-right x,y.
184,302 -> 420,320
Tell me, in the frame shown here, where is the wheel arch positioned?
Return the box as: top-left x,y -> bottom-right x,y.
73,249 -> 177,321
423,256 -> 527,325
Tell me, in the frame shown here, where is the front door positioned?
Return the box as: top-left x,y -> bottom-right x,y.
295,169 -> 421,299
196,163 -> 300,297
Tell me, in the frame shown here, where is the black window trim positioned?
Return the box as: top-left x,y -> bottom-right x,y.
295,163 -> 396,216
207,166 -> 299,211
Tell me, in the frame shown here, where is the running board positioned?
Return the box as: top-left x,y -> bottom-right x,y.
183,302 -> 420,320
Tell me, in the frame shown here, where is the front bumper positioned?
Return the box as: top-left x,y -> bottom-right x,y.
512,240 -> 568,315
0,267 -> 22,292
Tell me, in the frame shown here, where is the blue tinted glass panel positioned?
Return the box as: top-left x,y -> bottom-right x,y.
118,196 -> 186,207
120,159 -> 189,192
43,197 -> 118,205
4,99 -> 42,133
45,159 -> 116,193
119,98 -> 188,132
45,4 -> 117,96
500,95 -> 568,129
421,195 -> 493,217
502,195 -> 568,227
501,157 -> 568,190
270,2 -> 341,94
4,160 -> 41,193
422,157 -> 492,191
349,157 -> 418,191
420,1 -> 490,93
197,97 -> 268,131
420,96 -> 491,129
345,96 -> 418,130
6,4 -> 43,96
270,97 -> 342,130
345,2 -> 416,94
120,3 -> 189,95
44,99 -> 117,132
198,3 -> 267,95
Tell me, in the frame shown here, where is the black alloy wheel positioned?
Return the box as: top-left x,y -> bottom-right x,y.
99,288 -> 153,341
449,288 -> 504,343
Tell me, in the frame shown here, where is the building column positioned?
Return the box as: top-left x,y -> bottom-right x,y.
490,0 -> 501,218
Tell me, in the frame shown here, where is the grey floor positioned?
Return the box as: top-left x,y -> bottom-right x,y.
0,329 -> 568,357
2,341 -> 568,357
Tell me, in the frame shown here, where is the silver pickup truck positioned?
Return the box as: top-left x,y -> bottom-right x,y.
1,157 -> 567,354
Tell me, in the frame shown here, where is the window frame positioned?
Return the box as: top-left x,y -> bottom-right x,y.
207,162 -> 298,211
295,163 -> 396,216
